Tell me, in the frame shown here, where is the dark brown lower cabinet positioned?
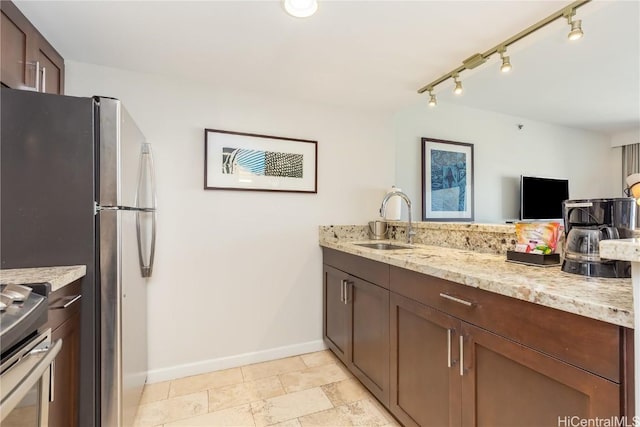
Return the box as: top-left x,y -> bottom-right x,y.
323,262 -> 390,406
49,312 -> 81,427
390,292 -> 620,427
349,276 -> 389,406
462,323 -> 619,427
390,293 -> 460,427
47,280 -> 82,427
323,265 -> 349,363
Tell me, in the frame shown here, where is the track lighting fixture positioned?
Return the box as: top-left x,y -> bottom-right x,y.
453,75 -> 463,95
498,47 -> 511,73
565,10 -> 584,41
428,89 -> 437,106
417,0 -> 590,105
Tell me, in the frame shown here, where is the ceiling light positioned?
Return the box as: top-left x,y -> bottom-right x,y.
453,75 -> 463,95
428,90 -> 437,107
283,0 -> 318,18
565,9 -> 584,41
417,0 -> 590,99
568,19 -> 583,41
498,47 -> 512,73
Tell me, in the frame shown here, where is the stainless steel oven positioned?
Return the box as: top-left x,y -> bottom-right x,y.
0,330 -> 61,426
0,283 -> 60,426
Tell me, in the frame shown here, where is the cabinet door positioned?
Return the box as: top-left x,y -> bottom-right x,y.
49,312 -> 81,427
461,323 -> 620,427
0,1 -> 36,89
37,41 -> 64,94
323,264 -> 349,363
390,293 -> 462,427
348,276 -> 390,406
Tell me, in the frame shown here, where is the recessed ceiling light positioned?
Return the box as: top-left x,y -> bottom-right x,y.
283,0 -> 318,18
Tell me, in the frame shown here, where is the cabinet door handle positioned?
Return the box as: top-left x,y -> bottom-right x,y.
343,280 -> 352,305
50,294 -> 82,310
41,66 -> 46,92
49,359 -> 55,402
459,335 -> 464,376
35,61 -> 40,91
344,281 -> 349,305
26,61 -> 41,91
439,293 -> 474,307
447,329 -> 452,368
340,280 -> 345,303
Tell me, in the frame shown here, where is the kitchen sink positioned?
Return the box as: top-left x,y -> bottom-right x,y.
355,243 -> 413,250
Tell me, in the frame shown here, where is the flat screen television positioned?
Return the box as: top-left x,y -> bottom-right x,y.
520,176 -> 569,220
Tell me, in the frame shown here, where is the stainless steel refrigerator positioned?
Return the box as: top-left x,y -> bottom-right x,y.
1,87 -> 157,426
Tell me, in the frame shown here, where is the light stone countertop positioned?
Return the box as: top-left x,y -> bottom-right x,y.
0,265 -> 87,293
320,239 -> 633,328
600,239 -> 640,263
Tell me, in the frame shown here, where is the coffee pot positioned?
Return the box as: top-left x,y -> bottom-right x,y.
561,198 -> 635,278
564,226 -> 619,263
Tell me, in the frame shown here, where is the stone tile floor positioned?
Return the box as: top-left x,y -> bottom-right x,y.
134,350 -> 401,426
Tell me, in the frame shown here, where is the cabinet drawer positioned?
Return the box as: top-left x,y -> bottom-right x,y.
47,279 -> 82,331
390,266 -> 622,383
323,248 -> 389,288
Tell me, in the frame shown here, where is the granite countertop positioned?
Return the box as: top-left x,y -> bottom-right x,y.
600,239 -> 640,263
320,239 -> 633,328
0,265 -> 87,293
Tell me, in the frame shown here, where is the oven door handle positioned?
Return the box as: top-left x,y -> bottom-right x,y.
0,339 -> 62,421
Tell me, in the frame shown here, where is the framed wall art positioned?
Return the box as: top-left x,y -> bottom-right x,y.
204,129 -> 318,193
421,137 -> 474,221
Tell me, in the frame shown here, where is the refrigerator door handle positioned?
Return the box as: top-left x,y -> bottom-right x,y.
135,143 -> 157,278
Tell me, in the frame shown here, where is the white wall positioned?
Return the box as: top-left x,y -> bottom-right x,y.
611,128 -> 640,147
65,61 -> 395,382
394,102 -> 621,223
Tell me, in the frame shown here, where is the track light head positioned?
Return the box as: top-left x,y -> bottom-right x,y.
452,74 -> 463,95
428,90 -> 437,107
568,19 -> 583,40
498,47 -> 512,73
564,9 -> 584,41
500,57 -> 512,73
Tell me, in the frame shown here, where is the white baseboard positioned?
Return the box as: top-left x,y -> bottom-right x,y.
146,339 -> 327,384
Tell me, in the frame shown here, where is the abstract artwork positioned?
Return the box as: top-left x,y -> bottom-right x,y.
205,129 -> 317,193
422,138 -> 474,221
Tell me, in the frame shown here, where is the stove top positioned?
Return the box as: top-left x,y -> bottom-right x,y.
0,283 -> 50,357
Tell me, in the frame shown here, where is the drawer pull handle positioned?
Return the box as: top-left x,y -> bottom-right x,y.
447,329 -> 452,368
459,335 -> 464,376
51,294 -> 82,310
439,293 -> 474,307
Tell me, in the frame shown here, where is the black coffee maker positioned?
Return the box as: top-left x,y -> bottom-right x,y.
562,198 -> 636,278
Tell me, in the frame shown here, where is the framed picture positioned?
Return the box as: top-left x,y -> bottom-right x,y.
205,129 -> 317,193
421,137 -> 474,221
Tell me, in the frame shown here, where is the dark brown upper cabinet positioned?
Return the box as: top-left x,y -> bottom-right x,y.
1,0 -> 64,94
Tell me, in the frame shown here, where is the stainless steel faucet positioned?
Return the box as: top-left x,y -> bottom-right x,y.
379,190 -> 416,244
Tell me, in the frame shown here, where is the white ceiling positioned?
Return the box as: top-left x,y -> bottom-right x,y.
15,0 -> 640,135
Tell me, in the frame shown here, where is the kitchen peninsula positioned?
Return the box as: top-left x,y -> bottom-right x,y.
321,224 -> 633,426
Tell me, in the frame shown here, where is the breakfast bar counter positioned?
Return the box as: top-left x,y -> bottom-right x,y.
320,238 -> 633,328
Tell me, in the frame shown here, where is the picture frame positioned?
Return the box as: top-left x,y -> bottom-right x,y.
421,137 -> 474,221
204,129 -> 317,193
